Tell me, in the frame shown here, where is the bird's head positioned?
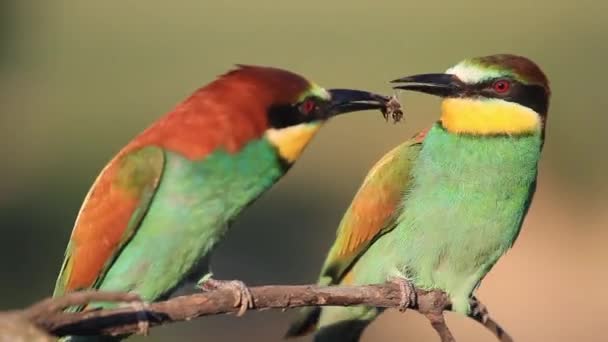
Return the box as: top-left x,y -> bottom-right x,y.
392,54 -> 550,136
208,65 -> 391,162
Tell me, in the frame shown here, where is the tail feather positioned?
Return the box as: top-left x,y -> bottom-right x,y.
286,275 -> 335,338
286,305 -> 379,341
285,306 -> 321,338
313,319 -> 371,342
285,307 -> 371,342
60,336 -> 122,342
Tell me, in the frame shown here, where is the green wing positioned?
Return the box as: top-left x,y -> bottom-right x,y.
286,131 -> 425,338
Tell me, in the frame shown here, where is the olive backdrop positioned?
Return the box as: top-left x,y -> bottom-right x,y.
1,1 -> 606,341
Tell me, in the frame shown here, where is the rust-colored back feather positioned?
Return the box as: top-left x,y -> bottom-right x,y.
128,65 -> 313,159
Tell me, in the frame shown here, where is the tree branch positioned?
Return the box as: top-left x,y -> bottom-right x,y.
10,283 -> 512,342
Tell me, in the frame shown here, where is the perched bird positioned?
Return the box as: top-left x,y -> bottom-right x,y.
287,54 -> 550,341
53,65 -> 392,340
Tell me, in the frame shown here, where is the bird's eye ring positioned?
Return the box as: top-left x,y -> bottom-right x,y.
299,99 -> 317,115
492,79 -> 511,93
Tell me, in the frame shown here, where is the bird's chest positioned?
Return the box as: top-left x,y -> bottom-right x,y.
396,129 -> 541,282
152,139 -> 284,239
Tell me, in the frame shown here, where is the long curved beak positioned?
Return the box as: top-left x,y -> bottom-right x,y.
391,73 -> 463,97
327,89 -> 390,116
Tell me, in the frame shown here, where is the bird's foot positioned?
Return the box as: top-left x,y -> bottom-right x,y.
469,296 -> 489,323
197,278 -> 253,316
389,277 -> 416,312
119,299 -> 150,336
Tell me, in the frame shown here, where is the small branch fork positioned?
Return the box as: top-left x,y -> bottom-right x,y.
5,283 -> 512,342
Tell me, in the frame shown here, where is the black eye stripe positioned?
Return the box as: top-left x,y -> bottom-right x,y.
461,80 -> 549,116
267,105 -> 307,129
507,84 -> 549,116
267,99 -> 326,129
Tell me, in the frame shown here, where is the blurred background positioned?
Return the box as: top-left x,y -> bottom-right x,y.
1,0 -> 606,341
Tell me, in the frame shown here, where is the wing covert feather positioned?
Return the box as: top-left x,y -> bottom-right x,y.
320,131 -> 426,284
54,146 -> 165,296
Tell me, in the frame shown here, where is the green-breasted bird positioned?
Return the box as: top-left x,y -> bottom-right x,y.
53,65 -> 392,340
287,54 -> 550,341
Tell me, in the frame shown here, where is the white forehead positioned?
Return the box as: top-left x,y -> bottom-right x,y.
445,62 -> 504,84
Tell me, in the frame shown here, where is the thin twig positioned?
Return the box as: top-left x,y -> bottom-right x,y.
10,283 -> 510,341
416,289 -> 455,342
425,311 -> 455,342
24,291 -> 141,321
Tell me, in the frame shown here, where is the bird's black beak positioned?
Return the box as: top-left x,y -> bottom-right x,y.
391,73 -> 463,97
327,89 -> 390,116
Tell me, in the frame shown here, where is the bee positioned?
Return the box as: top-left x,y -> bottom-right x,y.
381,95 -> 403,123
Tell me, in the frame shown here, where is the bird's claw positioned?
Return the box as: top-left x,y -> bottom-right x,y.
389,277 -> 416,312
197,278 -> 253,316
469,296 -> 489,323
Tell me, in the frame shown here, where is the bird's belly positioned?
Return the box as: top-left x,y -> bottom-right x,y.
396,166 -> 536,312
98,141 -> 283,301
400,184 -> 526,288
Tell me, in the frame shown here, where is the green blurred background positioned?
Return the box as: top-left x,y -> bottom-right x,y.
1,1 -> 607,341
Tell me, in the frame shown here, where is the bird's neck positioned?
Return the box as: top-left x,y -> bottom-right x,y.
420,123 -> 543,179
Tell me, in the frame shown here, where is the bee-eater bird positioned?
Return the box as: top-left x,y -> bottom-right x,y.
52,65 -> 392,340
287,54 -> 550,341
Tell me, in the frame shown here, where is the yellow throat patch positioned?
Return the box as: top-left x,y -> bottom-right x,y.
440,98 -> 541,135
265,123 -> 322,162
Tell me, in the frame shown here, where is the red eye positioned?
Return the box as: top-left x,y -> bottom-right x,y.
492,80 -> 511,93
300,99 -> 317,114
